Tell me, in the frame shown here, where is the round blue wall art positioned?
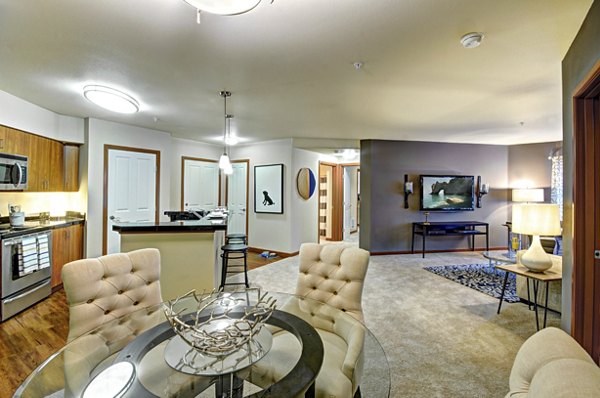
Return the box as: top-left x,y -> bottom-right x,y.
296,168 -> 316,200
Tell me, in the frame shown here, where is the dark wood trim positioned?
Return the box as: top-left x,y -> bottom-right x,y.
572,60 -> 600,362
180,156 -> 220,210
102,145 -> 161,255
248,246 -> 299,258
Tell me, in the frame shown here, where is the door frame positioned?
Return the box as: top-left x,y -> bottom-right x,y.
572,59 -> 600,362
102,145 -> 161,255
342,163 -> 360,234
180,156 -> 221,210
318,161 -> 343,241
225,159 -> 250,239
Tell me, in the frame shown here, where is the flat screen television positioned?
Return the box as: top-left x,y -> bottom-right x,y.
420,175 -> 475,211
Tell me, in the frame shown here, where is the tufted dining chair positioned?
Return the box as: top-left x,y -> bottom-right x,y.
252,243 -> 370,398
61,248 -> 163,395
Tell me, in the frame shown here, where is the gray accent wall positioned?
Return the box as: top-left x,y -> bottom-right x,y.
360,139 -> 559,254
561,0 -> 600,333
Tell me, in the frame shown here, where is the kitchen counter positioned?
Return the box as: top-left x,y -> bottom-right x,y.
111,218 -> 226,233
0,217 -> 85,239
112,217 -> 226,300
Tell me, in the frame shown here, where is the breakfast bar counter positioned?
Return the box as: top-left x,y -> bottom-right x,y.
113,219 -> 226,300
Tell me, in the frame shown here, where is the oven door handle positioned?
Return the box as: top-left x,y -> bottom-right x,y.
4,281 -> 50,304
10,162 -> 23,187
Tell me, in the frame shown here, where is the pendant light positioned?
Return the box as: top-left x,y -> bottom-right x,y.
218,91 -> 232,172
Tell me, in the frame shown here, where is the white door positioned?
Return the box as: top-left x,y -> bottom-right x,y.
343,167 -> 352,240
107,149 -> 157,254
227,161 -> 248,236
183,159 -> 219,211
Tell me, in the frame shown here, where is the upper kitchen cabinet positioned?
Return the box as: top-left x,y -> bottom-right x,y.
63,144 -> 79,192
2,125 -> 79,192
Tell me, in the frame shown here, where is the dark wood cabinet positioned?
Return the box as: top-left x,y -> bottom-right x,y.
63,144 -> 79,192
2,125 -> 79,192
51,223 -> 84,289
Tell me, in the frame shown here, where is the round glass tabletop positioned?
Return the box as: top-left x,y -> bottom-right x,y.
14,290 -> 390,398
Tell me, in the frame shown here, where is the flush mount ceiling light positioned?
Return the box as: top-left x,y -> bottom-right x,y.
460,32 -> 484,49
83,85 -> 139,114
183,0 -> 274,23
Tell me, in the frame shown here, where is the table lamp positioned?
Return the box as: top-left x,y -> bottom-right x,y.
511,203 -> 561,272
512,188 -> 544,202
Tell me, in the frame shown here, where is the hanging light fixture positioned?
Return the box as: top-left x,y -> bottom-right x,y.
218,91 -> 233,172
183,0 -> 274,24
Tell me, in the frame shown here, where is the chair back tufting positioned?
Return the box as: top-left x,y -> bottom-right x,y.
296,243 -> 369,322
62,248 -> 162,342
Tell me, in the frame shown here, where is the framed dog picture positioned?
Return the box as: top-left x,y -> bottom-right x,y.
254,164 -> 284,214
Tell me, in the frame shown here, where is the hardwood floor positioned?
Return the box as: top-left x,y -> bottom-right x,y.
0,252 -> 278,398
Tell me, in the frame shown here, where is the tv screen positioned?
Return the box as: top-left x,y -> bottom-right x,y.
420,175 -> 475,211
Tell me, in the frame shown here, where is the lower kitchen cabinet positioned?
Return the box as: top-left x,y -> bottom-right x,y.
51,223 -> 84,289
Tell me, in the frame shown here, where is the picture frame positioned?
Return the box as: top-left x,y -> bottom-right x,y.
254,164 -> 284,214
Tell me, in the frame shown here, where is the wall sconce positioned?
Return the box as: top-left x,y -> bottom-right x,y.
404,174 -> 413,209
476,175 -> 489,208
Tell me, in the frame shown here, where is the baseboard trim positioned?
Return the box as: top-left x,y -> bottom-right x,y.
248,247 -> 299,258
370,246 -> 508,256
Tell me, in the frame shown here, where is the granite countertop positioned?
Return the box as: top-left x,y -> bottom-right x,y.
0,216 -> 86,239
112,217 -> 227,233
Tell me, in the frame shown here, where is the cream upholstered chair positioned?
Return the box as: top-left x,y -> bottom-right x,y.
506,327 -> 600,397
61,248 -> 163,395
252,243 -> 370,398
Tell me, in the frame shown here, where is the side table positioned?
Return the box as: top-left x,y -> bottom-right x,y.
495,261 -> 562,331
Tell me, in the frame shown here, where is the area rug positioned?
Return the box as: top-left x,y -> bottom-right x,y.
423,263 -> 520,303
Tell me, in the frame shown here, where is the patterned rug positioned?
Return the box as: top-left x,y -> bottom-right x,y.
423,263 -> 520,303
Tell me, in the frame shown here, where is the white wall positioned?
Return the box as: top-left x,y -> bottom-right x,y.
84,118 -> 172,257
0,90 -> 84,143
230,139 -> 294,253
291,148 -> 321,249
0,90 -> 86,217
170,137 -> 222,211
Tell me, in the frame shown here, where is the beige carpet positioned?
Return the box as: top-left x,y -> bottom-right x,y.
231,249 -> 560,398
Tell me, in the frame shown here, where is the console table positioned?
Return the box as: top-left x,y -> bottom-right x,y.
411,221 -> 489,258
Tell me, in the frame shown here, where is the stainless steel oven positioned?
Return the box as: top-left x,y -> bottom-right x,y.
1,230 -> 51,321
0,153 -> 28,190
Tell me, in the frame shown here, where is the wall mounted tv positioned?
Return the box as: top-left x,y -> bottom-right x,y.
420,175 -> 475,211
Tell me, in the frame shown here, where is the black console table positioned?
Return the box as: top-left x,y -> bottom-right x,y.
411,221 -> 489,258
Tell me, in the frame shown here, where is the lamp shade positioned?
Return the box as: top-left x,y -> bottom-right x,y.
512,188 -> 544,202
511,204 -> 561,236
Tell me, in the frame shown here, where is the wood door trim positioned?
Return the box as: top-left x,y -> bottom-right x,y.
224,159 -> 250,239
180,156 -> 220,210
572,60 -> 600,362
102,145 -> 161,255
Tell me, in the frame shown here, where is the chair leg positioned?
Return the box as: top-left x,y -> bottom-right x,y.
220,254 -> 228,289
243,250 -> 249,288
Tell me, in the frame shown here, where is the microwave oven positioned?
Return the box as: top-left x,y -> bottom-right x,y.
0,153 -> 28,190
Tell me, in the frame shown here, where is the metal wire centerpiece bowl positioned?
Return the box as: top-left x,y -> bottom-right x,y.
163,289 -> 276,358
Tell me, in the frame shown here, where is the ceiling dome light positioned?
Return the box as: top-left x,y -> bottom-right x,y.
83,85 -> 139,114
460,32 -> 484,49
183,0 -> 264,16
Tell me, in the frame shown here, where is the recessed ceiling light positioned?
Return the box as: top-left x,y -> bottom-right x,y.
460,32 -> 484,49
83,85 -> 140,114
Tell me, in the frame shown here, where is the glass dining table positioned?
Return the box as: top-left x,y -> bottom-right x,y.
14,290 -> 390,398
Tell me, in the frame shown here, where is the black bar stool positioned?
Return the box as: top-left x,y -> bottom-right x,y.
226,233 -> 247,244
220,241 -> 249,289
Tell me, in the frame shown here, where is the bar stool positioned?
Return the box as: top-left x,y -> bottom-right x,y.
226,233 -> 247,244
220,241 -> 249,289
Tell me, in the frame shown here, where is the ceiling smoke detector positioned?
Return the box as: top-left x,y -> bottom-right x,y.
460,32 -> 484,49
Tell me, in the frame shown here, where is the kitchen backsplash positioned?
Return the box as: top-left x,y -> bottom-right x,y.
0,191 -> 85,217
